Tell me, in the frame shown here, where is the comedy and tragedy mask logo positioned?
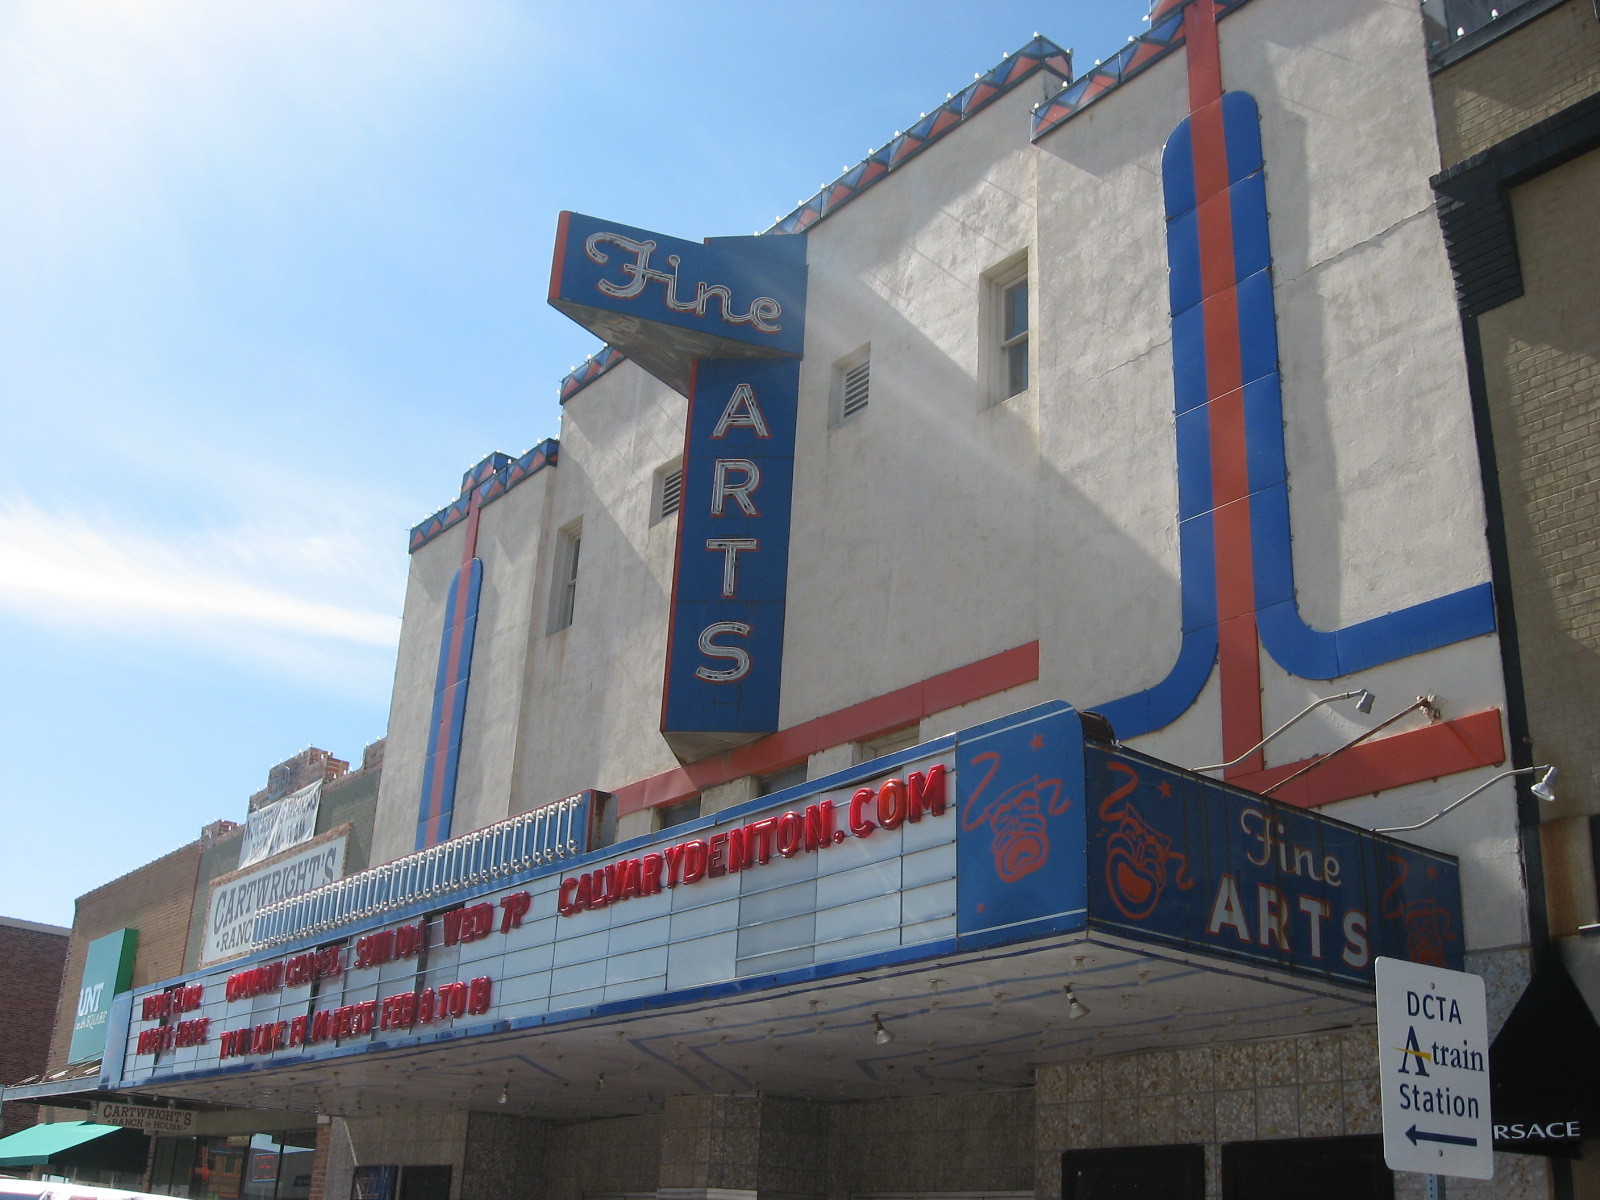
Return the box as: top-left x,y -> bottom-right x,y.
1098,763 -> 1194,920
1383,854 -> 1456,968
961,751 -> 1072,882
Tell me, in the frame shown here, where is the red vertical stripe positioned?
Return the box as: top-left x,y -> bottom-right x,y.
1185,0 -> 1224,111
1187,0 -> 1264,776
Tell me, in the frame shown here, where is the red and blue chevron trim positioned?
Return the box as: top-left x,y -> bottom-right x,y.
1030,0 -> 1253,141
769,35 -> 1069,238
558,346 -> 627,406
559,38 -> 1070,406
1091,0 -> 1496,772
408,440 -> 558,553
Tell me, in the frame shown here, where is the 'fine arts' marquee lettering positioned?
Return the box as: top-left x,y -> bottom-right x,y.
583,232 -> 783,332
549,212 -> 807,756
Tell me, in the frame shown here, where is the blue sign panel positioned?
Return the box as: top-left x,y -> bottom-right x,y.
662,357 -> 799,740
1084,745 -> 1464,984
549,213 -> 807,748
550,212 -> 807,363
954,702 -> 1089,944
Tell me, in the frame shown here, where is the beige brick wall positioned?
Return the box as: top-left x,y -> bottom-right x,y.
1477,148 -> 1600,842
1034,1031 -> 1548,1200
47,841 -> 203,1071
1434,0 -> 1600,164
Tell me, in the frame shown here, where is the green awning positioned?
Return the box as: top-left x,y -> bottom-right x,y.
0,1121 -> 127,1167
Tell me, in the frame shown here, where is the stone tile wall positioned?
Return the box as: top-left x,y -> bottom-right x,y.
1035,1030 -> 1550,1199
461,1111 -> 548,1200
827,1089 -> 1035,1200
325,1111 -> 469,1200
545,1110 -> 662,1200
659,1095 -> 761,1191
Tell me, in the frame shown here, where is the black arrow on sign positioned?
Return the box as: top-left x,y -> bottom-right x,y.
1406,1126 -> 1478,1148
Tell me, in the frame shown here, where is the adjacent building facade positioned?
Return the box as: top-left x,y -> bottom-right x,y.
0,917 -> 69,1135
9,0 -> 1600,1198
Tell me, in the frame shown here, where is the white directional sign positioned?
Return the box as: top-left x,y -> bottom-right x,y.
1375,957 -> 1494,1180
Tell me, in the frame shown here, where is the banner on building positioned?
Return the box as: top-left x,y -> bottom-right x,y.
238,780 -> 324,869
201,834 -> 347,966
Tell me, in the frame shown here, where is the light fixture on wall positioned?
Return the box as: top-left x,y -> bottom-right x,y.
1261,695 -> 1442,797
1375,765 -> 1558,834
1193,689 -> 1375,772
872,1014 -> 894,1045
1064,985 -> 1091,1020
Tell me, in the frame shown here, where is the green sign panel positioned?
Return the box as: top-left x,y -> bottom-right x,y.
69,928 -> 138,1064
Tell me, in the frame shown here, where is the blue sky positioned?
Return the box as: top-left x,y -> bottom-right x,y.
0,0 -> 1154,927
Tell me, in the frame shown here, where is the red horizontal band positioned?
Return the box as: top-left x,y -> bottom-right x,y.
613,642 -> 1041,815
1228,707 -> 1506,809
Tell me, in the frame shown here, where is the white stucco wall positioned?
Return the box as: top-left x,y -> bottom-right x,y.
374,0 -> 1524,949
509,365 -> 688,808
372,467 -> 556,867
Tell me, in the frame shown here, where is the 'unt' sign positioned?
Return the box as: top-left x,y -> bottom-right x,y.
550,213 -> 807,754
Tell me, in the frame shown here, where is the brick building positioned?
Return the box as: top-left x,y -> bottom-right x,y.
1430,0 -> 1600,934
1427,2 -> 1600,1190
0,917 -> 69,1135
4,746 -> 381,1189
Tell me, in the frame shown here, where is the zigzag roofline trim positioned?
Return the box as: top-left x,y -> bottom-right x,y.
1030,0 -> 1255,140
556,35 -> 1071,406
409,439 -> 559,554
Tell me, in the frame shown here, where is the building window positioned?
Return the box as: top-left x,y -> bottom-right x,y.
987,257 -> 1029,403
757,764 -> 808,796
656,797 -> 701,830
549,523 -> 581,632
855,725 -> 920,765
834,347 -> 871,424
653,460 -> 683,524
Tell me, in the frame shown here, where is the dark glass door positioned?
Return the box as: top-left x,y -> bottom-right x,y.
1062,1145 -> 1206,1199
398,1165 -> 452,1200
1222,1136 -> 1393,1200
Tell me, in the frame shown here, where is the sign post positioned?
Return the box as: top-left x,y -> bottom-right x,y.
1375,957 -> 1493,1181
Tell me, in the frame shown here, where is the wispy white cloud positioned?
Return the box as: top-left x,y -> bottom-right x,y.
0,498 -> 402,671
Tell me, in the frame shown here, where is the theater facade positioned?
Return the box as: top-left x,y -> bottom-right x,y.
8,0 -> 1589,1197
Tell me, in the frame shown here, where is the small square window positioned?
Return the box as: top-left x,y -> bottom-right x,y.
986,256 -> 1030,404
833,346 -> 871,424
652,460 -> 683,525
1001,278 -> 1029,397
855,725 -> 920,765
656,797 -> 701,830
757,764 -> 808,796
548,522 -> 581,633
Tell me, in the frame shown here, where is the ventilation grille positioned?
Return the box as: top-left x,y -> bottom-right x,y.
658,466 -> 683,521
841,358 -> 870,419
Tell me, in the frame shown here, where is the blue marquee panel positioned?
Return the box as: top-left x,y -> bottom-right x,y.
954,703 -> 1088,943
1084,745 -> 1464,985
112,706 -> 1461,1091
